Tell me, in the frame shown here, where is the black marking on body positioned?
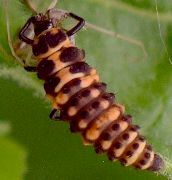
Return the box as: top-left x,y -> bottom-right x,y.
112,123 -> 120,131
81,89 -> 91,97
95,143 -> 105,154
44,75 -> 60,96
69,92 -> 115,132
145,152 -> 150,159
33,35 -> 48,56
120,158 -> 127,165
32,29 -> 66,56
93,113 -> 130,155
102,132 -> 111,141
108,151 -> 117,161
123,115 -> 132,123
69,62 -> 91,74
107,141 -> 122,160
132,143 -> 139,150
37,59 -> 55,79
114,141 -> 122,149
34,20 -> 52,36
60,47 -> 85,62
46,30 -> 66,48
126,150 -> 133,157
61,78 -> 81,94
59,82 -> 107,119
122,133 -> 129,140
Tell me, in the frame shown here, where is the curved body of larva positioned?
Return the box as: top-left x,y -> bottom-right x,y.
31,27 -> 163,171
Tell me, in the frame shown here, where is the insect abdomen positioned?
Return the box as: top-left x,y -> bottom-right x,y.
35,28 -> 163,172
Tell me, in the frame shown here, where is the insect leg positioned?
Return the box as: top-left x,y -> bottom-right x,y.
66,13 -> 85,36
85,22 -> 147,58
24,66 -> 37,72
49,109 -> 60,120
19,17 -> 35,44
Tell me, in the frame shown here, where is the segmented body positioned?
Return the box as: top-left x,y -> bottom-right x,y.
31,27 -> 162,171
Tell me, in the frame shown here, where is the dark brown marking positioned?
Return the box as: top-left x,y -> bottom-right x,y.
114,142 -> 122,149
144,152 -> 150,159
60,47 -> 85,62
70,120 -> 79,133
33,35 -> 49,56
122,133 -> 129,140
120,158 -> 127,165
81,89 -> 90,97
112,123 -> 120,131
140,160 -> 146,165
61,78 -> 81,94
33,30 -> 66,56
72,78 -> 81,86
69,62 -> 91,74
146,145 -> 152,151
32,44 -> 39,56
132,143 -> 139,150
108,155 -> 116,161
70,97 -> 79,106
60,83 -> 106,118
126,151 -> 133,157
44,76 -> 60,96
123,115 -> 132,123
102,132 -> 111,141
91,101 -> 100,109
130,125 -> 140,131
139,136 -> 145,142
93,82 -> 107,89
79,110 -> 89,119
34,19 -> 53,36
46,30 -> 66,48
102,93 -> 114,100
69,92 -> 114,132
108,150 -> 116,161
94,143 -> 104,154
37,59 -> 55,79
62,87 -> 70,94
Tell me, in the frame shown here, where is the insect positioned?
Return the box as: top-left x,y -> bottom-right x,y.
6,0 -> 163,173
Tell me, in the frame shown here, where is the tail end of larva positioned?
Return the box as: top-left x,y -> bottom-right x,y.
148,154 -> 164,172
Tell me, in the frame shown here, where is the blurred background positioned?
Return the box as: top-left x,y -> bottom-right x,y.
0,0 -> 172,179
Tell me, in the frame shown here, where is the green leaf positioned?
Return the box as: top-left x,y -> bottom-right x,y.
0,0 -> 172,179
0,135 -> 26,180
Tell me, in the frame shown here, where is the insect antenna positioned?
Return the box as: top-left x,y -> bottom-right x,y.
23,0 -> 37,14
24,0 -> 58,13
47,0 -> 58,11
4,0 -> 25,66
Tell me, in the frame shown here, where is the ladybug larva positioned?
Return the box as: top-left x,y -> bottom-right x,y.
9,3 -> 163,172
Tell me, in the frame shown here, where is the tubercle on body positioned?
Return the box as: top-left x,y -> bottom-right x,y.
18,10 -> 164,172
